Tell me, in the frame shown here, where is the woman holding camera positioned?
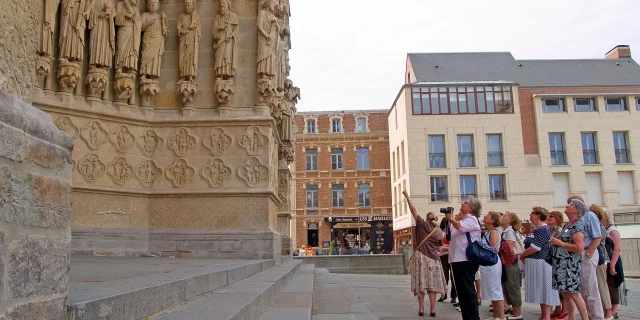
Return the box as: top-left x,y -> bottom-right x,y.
403,191 -> 446,317
449,196 -> 483,320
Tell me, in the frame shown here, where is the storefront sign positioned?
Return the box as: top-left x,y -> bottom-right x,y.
307,223 -> 318,230
332,222 -> 371,229
322,240 -> 330,248
325,216 -> 369,223
372,216 -> 393,221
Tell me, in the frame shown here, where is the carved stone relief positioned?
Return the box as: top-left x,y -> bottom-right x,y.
86,0 -> 116,99
37,0 -> 60,89
140,0 -> 168,108
54,116 -> 79,137
106,156 -> 133,186
134,160 -> 162,188
177,0 -> 201,107
109,125 -> 136,154
277,172 -> 289,210
78,153 -> 106,182
58,0 -> 90,93
201,158 -> 231,187
238,126 -> 268,156
278,142 -> 294,164
237,157 -> 269,187
80,120 -> 109,150
202,127 -> 231,156
213,0 -> 238,108
136,130 -> 164,157
165,158 -> 195,188
167,128 -> 196,157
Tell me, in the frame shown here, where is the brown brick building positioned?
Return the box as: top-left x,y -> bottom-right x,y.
293,110 -> 392,253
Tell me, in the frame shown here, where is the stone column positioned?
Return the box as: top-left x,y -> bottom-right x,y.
277,166 -> 292,255
0,91 -> 73,319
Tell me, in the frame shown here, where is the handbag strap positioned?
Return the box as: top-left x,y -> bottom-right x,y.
465,217 -> 482,244
415,227 -> 438,251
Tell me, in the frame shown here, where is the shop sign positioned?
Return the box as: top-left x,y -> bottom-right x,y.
322,240 -> 330,248
325,216 -> 369,223
332,222 -> 371,229
372,216 -> 393,221
307,223 -> 318,230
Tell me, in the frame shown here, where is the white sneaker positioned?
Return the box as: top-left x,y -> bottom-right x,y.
506,315 -> 523,320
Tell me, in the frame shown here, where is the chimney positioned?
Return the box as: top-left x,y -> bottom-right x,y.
605,45 -> 631,59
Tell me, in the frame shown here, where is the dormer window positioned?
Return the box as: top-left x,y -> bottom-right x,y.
306,119 -> 316,134
332,118 -> 342,133
356,118 -> 367,133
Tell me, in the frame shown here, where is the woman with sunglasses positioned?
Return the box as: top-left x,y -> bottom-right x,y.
403,191 -> 447,317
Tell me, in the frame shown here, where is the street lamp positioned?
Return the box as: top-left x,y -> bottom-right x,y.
354,202 -> 361,249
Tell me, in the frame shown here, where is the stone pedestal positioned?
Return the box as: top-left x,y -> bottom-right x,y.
86,66 -> 109,101
58,60 -> 81,94
114,71 -> 136,104
0,91 -> 73,319
140,77 -> 160,109
178,79 -> 197,108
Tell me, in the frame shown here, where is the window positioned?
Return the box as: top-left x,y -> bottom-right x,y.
401,141 -> 405,173
552,173 -> 570,206
393,186 -> 398,217
543,99 -> 565,112
581,133 -> 598,164
430,176 -> 448,202
489,175 -> 506,200
637,97 -> 640,111
459,176 -> 477,201
606,98 -> 627,111
332,184 -> 344,207
358,184 -> 371,207
331,118 -> 342,133
585,173 -> 603,205
410,86 -> 513,115
392,151 -> 396,180
356,118 -> 367,132
549,133 -> 566,165
305,149 -> 317,170
306,119 -> 316,134
356,147 -> 369,170
618,172 -> 635,204
613,132 -> 630,163
486,134 -> 503,166
306,184 -> 318,208
574,98 -> 596,112
428,135 -> 446,168
457,135 -> 475,167
331,148 -> 343,170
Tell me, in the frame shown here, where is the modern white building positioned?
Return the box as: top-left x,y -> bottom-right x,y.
388,46 -> 640,261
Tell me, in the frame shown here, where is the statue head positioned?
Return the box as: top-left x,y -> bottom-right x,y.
184,0 -> 194,13
147,0 -> 159,12
220,0 -> 230,14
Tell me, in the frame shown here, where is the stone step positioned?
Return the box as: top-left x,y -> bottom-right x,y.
151,260 -> 302,320
258,264 -> 315,320
66,258 -> 274,320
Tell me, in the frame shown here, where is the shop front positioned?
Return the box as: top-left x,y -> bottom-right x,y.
325,216 -> 393,254
393,227 -> 414,253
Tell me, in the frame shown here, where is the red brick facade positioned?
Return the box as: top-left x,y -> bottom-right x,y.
293,111 -> 392,251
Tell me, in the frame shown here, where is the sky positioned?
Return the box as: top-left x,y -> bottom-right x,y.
287,0 -> 640,113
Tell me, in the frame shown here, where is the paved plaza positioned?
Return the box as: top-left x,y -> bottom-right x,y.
313,272 -> 640,320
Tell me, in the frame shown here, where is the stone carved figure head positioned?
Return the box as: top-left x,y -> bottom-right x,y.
220,0 -> 230,14
184,0 -> 194,13
147,0 -> 159,12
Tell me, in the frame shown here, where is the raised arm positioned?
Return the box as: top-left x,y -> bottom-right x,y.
402,190 -> 419,221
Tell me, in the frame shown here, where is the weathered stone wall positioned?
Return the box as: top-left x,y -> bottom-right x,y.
0,0 -> 40,101
0,91 -> 73,319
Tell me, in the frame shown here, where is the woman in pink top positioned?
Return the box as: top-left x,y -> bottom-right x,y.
449,197 -> 482,320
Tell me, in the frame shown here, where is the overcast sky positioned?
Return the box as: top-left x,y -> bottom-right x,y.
287,0 -> 640,112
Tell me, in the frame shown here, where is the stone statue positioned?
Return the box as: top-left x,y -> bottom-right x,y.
256,0 -> 280,80
86,0 -> 116,100
114,0 -> 141,103
139,0 -> 169,108
58,0 -> 90,93
212,0 -> 238,108
177,0 -> 201,107
37,0 -> 61,90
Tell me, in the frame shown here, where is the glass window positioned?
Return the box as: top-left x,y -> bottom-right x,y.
486,134 -> 503,166
449,94 -> 458,114
358,184 -> 371,207
412,93 -> 421,114
439,93 -> 448,114
356,118 -> 367,132
549,133 -> 566,165
543,99 -> 565,112
574,98 -> 596,112
486,93 -> 495,113
459,176 -> 477,201
306,119 -> 316,133
457,135 -> 475,167
581,133 -> 598,164
421,94 -> 430,114
430,94 -> 439,115
606,98 -> 627,111
332,184 -> 344,207
613,132 -> 631,163
332,118 -> 342,133
428,135 -> 446,168
331,148 -> 343,170
305,149 -> 317,171
489,175 -> 506,200
306,184 -> 318,208
637,97 -> 640,111
357,147 -> 369,170
477,92 -> 486,113
410,86 -> 511,115
430,176 -> 448,202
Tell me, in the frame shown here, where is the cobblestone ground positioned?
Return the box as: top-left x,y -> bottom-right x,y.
313,272 -> 640,320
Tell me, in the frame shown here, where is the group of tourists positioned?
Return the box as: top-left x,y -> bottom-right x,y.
403,191 -> 625,320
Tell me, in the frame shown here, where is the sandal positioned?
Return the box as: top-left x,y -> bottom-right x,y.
477,298 -> 482,306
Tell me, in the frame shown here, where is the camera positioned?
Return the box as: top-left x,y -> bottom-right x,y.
440,207 -> 454,214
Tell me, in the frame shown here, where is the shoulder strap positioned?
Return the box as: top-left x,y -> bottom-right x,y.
416,227 -> 438,250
